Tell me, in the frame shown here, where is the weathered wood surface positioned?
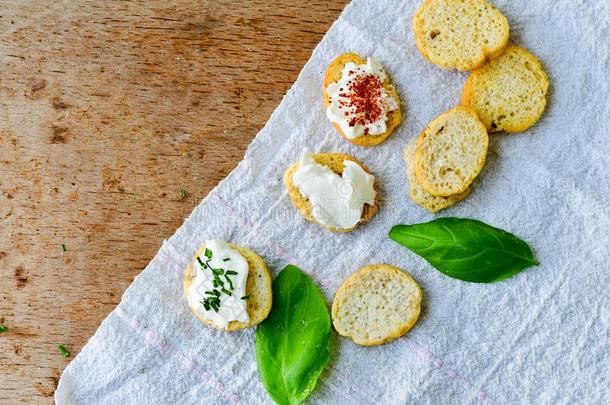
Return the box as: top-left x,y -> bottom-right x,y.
0,1 -> 347,402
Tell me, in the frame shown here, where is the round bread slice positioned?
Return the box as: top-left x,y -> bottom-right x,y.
183,243 -> 272,331
323,53 -> 402,147
413,0 -> 509,71
404,138 -> 470,212
283,152 -> 378,233
332,264 -> 422,346
461,44 -> 549,133
414,106 -> 488,197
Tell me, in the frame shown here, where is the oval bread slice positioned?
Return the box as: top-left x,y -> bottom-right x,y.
283,152 -> 378,233
183,243 -> 272,331
323,53 -> 402,147
461,44 -> 549,133
413,0 -> 509,71
332,264 -> 422,346
404,138 -> 470,212
414,106 -> 488,197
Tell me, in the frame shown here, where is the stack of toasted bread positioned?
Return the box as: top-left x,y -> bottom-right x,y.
408,0 -> 549,212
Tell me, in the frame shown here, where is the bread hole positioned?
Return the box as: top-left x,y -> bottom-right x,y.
429,29 -> 440,39
497,114 -> 506,122
491,122 -> 497,129
436,125 -> 445,135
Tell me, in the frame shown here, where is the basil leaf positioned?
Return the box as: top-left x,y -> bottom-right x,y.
389,217 -> 539,283
256,265 -> 331,405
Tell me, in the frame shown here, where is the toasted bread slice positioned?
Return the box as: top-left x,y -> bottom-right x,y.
332,264 -> 422,346
283,152 -> 378,233
183,243 -> 272,331
414,106 -> 488,197
404,138 -> 470,212
461,44 -> 549,133
413,0 -> 509,71
323,53 -> 401,146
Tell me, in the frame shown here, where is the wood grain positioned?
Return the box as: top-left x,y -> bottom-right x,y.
0,1 -> 347,402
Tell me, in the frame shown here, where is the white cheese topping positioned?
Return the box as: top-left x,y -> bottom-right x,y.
187,239 -> 249,328
292,149 -> 376,230
326,58 -> 399,139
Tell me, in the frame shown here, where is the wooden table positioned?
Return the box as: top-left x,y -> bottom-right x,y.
0,1 -> 347,402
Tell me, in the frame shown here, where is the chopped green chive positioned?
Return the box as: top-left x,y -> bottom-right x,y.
57,344 -> 70,358
179,189 -> 188,199
61,244 -> 67,252
241,295 -> 249,300
0,325 -> 7,333
224,275 -> 234,290
198,247 -> 244,313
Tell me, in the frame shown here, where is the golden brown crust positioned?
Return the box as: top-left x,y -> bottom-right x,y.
183,243 -> 272,331
403,139 -> 471,212
461,44 -> 549,133
412,0 -> 509,71
413,106 -> 488,197
283,153 -> 378,233
331,264 -> 422,346
323,53 -> 402,147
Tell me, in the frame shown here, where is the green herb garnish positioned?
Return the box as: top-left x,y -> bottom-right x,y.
201,293 -> 220,312
241,295 -> 249,300
61,244 -> 67,252
0,325 -> 7,333
256,265 -> 331,405
57,344 -> 70,358
179,189 -> 188,199
224,275 -> 234,290
197,247 -> 243,313
389,217 -> 539,283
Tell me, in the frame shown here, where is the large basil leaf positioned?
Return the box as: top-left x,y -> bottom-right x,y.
389,217 -> 539,283
256,265 -> 331,405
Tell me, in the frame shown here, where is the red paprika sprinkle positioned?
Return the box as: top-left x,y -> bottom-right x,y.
338,73 -> 384,128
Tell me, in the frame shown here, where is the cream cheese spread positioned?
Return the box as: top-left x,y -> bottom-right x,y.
292,149 -> 376,230
187,239 -> 249,328
326,58 -> 398,139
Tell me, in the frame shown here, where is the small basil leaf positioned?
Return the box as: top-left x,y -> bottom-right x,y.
389,217 -> 539,283
256,265 -> 331,405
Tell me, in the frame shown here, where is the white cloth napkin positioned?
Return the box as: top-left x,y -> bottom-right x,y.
55,0 -> 610,403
